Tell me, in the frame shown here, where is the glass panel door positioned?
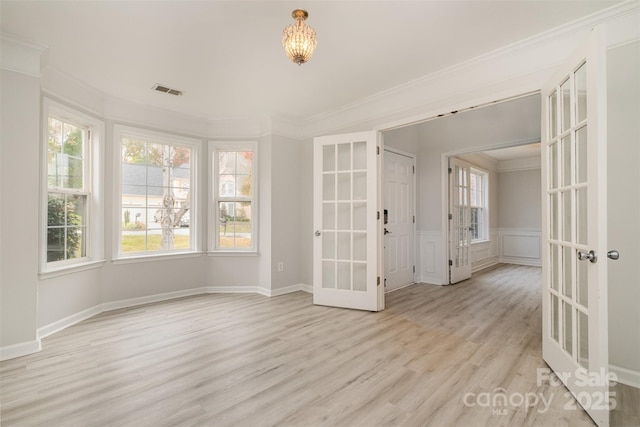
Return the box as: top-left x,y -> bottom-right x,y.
449,157 -> 472,284
542,26 -> 609,427
313,131 -> 381,311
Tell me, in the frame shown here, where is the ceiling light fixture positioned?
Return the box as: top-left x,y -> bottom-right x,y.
282,9 -> 317,65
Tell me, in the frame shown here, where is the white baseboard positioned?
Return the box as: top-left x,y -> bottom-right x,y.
0,339 -> 41,361
102,287 -> 210,312
498,257 -> 542,267
301,284 -> 313,293
38,304 -> 103,340
269,284 -> 307,297
472,256 -> 500,273
207,285 -> 262,295
610,364 -> 640,388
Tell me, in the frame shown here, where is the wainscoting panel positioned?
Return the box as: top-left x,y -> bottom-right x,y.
498,228 -> 542,266
471,229 -> 499,272
416,231 -> 444,285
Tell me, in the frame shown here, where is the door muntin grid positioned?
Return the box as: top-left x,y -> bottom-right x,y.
547,60 -> 590,369
321,141 -> 368,291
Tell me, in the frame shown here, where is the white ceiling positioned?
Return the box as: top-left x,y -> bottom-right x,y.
482,143 -> 541,161
1,1 -> 621,122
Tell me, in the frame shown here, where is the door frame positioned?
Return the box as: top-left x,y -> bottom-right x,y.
383,146 -> 417,292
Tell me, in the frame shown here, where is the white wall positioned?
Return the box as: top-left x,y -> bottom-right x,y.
607,40 -> 640,385
298,140 -> 314,289
498,168 -> 541,230
497,166 -> 542,266
0,69 -> 41,358
270,134 -> 303,292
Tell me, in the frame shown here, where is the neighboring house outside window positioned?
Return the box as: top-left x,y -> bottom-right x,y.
210,142 -> 257,252
115,126 -> 199,257
42,99 -> 105,273
470,167 -> 489,242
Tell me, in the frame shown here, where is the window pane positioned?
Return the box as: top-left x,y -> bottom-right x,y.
218,202 -> 252,249
563,245 -> 573,298
549,90 -> 558,139
563,301 -> 573,355
561,78 -> 571,132
47,227 -> 65,262
576,125 -> 588,184
47,193 -> 65,226
577,310 -> 589,368
575,62 -> 587,123
219,151 -> 236,174
48,118 -> 85,190
47,193 -> 87,261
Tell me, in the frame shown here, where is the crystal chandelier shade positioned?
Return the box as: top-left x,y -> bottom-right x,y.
282,9 -> 317,65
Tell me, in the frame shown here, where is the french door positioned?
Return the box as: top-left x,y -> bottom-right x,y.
449,157 -> 473,284
542,26 -> 609,426
313,131 -> 383,311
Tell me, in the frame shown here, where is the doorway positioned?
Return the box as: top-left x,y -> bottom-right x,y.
445,143 -> 542,285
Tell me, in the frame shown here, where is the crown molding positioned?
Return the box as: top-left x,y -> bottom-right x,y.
0,32 -> 48,77
299,2 -> 640,138
497,156 -> 542,173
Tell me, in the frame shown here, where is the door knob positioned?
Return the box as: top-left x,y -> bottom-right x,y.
314,230 -> 321,236
384,228 -> 392,235
577,250 -> 597,264
607,250 -> 620,260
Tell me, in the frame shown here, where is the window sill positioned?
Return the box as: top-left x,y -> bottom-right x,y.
471,239 -> 491,245
40,259 -> 107,280
112,251 -> 204,265
207,251 -> 259,257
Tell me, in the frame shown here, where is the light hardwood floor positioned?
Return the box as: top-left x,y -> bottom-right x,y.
0,264 -> 611,426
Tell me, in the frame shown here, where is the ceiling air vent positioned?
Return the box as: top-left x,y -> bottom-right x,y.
152,84 -> 183,96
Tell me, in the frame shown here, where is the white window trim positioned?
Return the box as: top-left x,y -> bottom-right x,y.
40,98 -> 105,274
208,141 -> 258,254
470,166 -> 489,243
113,125 -> 201,260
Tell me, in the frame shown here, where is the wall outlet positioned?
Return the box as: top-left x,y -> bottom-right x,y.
277,262 -> 284,272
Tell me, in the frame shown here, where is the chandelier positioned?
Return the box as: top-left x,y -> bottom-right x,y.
282,9 -> 317,65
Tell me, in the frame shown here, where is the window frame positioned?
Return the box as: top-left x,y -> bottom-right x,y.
208,141 -> 258,254
113,125 -> 201,260
469,166 -> 489,243
40,98 -> 105,276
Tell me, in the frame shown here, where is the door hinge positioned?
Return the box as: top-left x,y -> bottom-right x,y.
377,146 -> 380,155
448,167 -> 452,174
449,260 -> 453,266
413,215 -> 415,224
413,165 -> 415,174
413,266 -> 415,273
448,213 -> 453,220
377,211 -> 380,220
377,276 -> 381,286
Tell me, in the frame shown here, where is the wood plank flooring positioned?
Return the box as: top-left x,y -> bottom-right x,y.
0,264 -> 605,426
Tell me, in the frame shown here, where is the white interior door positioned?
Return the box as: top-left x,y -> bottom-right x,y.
384,149 -> 415,292
449,157 -> 472,284
542,26 -> 609,427
313,131 -> 382,311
